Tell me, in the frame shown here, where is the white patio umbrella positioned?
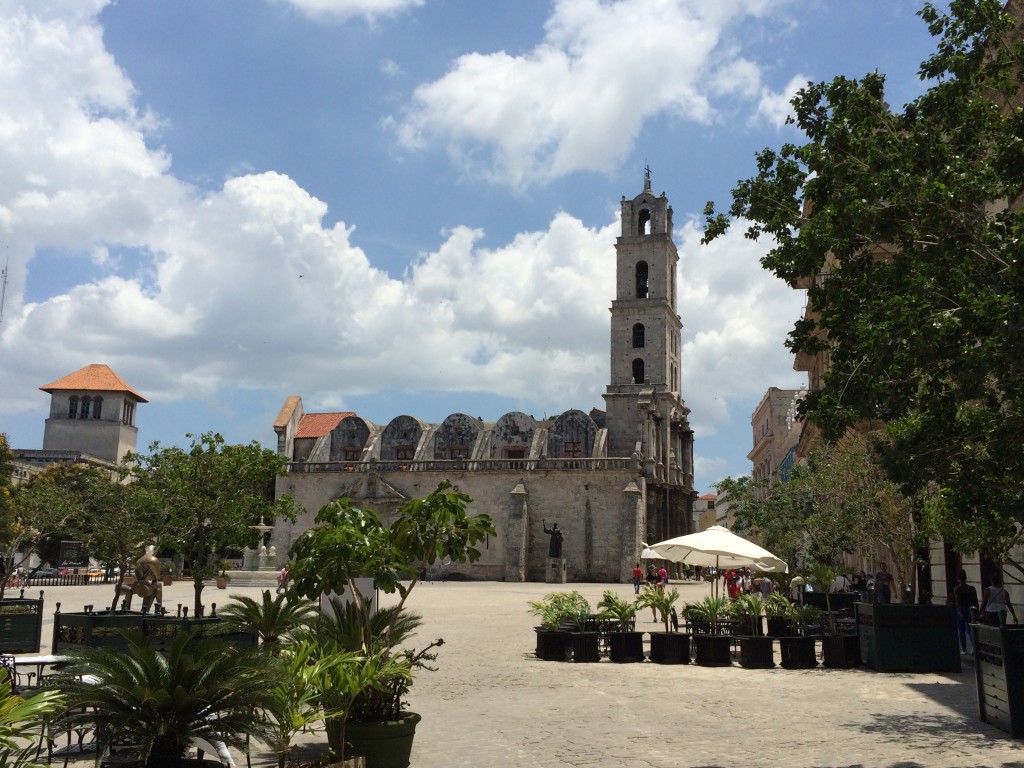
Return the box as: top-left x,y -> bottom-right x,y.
647,525 -> 788,574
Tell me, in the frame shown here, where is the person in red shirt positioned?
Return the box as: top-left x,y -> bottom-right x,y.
631,562 -> 643,594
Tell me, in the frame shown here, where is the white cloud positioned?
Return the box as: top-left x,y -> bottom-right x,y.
392,0 -> 778,189
273,0 -> 423,23
0,0 -> 805,478
676,217 -> 805,438
751,73 -> 808,128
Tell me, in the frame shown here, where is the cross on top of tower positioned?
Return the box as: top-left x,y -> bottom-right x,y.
644,163 -> 652,191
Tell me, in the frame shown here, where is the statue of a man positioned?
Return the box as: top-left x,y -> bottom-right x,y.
542,521 -> 564,559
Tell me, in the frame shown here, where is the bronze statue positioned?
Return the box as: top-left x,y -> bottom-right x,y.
116,544 -> 163,612
542,520 -> 564,558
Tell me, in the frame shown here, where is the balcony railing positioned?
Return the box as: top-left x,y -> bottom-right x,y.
288,457 -> 637,473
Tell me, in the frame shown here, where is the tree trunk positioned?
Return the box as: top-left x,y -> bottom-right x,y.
194,573 -> 205,616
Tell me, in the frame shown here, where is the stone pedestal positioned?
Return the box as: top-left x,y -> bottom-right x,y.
546,557 -> 567,584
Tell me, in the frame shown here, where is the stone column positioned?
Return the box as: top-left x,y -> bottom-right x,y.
505,482 -> 529,582
620,480 -> 644,582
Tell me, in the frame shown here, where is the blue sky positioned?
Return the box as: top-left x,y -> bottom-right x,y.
0,0 -> 942,493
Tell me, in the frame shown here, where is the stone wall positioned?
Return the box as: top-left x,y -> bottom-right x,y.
272,465 -> 644,582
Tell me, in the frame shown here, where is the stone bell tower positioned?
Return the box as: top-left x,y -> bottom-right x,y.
40,363 -> 147,464
603,168 -> 695,541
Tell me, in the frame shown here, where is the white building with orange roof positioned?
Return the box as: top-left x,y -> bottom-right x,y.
15,363 -> 148,468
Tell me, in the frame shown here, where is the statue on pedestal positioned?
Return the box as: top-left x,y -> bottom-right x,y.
542,520 -> 564,559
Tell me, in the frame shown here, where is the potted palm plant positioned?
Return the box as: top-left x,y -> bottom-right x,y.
558,591 -> 600,663
48,629 -> 275,767
731,593 -> 774,669
528,592 -> 573,661
636,585 -> 688,664
685,595 -> 733,666
764,592 -> 794,637
808,562 -> 860,669
596,590 -> 643,663
218,589 -> 317,648
779,603 -> 820,669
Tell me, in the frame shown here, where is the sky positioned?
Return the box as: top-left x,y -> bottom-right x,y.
0,0 -> 945,494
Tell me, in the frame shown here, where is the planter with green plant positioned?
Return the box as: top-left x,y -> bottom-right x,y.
636,585 -> 688,664
806,562 -> 860,669
764,593 -> 794,638
49,629 -> 275,767
685,595 -> 732,666
730,593 -> 774,669
287,481 -> 495,766
558,591 -> 600,663
597,590 -> 643,663
528,592 -> 573,661
779,603 -> 820,669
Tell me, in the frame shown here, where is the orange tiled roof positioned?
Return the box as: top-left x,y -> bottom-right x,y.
294,412 -> 352,439
40,364 -> 148,403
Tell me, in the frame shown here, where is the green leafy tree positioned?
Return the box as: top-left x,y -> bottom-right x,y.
717,431 -> 921,593
288,480 -> 496,650
703,0 -> 1024,576
130,432 -> 296,616
2,460 -> 89,596
130,436 -> 294,618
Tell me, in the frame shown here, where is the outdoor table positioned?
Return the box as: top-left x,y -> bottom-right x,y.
13,654 -> 66,687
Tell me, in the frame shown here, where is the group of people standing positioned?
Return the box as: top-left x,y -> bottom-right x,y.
952,570 -> 1018,653
632,562 -> 668,595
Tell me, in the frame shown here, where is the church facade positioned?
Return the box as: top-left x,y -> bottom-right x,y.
270,175 -> 697,582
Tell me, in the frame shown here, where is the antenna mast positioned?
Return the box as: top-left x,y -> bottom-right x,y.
0,260 -> 7,328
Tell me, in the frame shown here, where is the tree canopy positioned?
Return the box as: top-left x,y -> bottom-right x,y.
128,432 -> 295,615
704,0 -> 1024,572
718,431 -> 921,591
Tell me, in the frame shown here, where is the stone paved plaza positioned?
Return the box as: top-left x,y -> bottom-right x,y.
20,579 -> 1024,767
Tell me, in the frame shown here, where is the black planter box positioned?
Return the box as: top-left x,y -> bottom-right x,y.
649,632 -> 690,664
822,633 -> 861,668
534,628 -> 571,661
0,593 -> 44,654
779,636 -> 817,669
766,617 -> 793,638
607,631 -> 645,663
856,603 -> 959,672
739,635 -> 775,668
52,611 -> 257,654
693,634 -> 731,666
571,632 -> 601,663
974,623 -> 1024,738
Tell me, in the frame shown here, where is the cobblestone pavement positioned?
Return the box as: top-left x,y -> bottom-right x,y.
21,579 -> 1024,767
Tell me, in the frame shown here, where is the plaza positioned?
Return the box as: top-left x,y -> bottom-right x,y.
18,578 -> 1024,768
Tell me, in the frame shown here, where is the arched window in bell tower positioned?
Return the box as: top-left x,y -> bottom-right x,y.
69,396 -> 79,419
638,208 -> 651,235
635,261 -> 649,298
632,323 -> 645,348
632,358 -> 645,384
